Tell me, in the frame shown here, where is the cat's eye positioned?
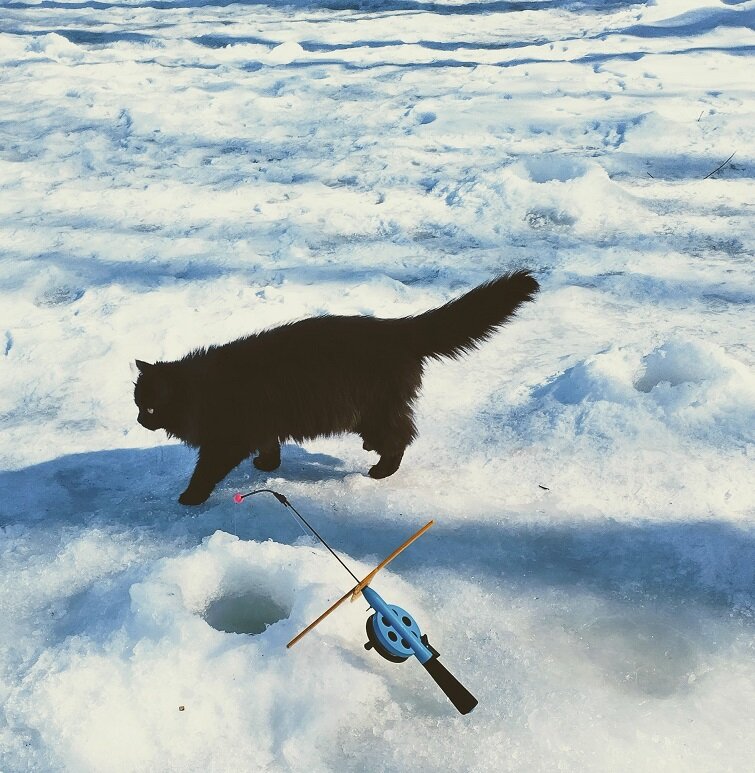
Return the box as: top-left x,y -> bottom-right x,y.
146,408 -> 155,415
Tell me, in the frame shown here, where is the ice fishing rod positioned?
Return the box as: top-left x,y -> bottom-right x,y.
233,488 -> 478,715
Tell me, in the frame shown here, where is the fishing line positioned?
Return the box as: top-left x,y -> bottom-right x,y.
234,488 -> 361,584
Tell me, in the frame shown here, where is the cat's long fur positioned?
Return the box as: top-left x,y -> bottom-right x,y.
134,271 -> 539,504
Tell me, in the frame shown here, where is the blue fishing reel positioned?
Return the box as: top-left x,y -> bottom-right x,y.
362,586 -> 478,715
365,601 -> 423,662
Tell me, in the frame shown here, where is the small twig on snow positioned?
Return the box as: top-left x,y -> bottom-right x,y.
703,151 -> 736,180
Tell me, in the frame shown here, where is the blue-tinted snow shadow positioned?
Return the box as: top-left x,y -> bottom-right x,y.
2,0 -> 648,13
0,443 -> 355,647
269,43 -> 753,72
4,251 -> 477,298
0,28 -> 271,49
0,444 -> 352,528
603,151 -> 754,182
9,251 -> 246,294
611,6 -> 754,39
309,497 -> 755,619
5,25 -> 750,74
1,446 -> 752,619
186,34 -> 546,52
0,27 -> 157,45
562,269 -> 754,312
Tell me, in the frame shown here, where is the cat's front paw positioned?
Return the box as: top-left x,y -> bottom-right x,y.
179,487 -> 210,506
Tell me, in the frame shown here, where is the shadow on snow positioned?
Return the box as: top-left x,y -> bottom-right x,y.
2,0 -> 650,14
1,445 -> 752,620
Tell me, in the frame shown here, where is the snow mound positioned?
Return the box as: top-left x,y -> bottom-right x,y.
6,532 -> 401,771
266,41 -> 305,65
27,33 -> 85,63
537,337 -> 755,419
634,338 -> 752,397
534,346 -> 638,406
504,157 -> 650,236
483,336 -> 755,517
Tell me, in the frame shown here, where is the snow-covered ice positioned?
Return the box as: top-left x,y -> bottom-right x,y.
1,0 -> 753,770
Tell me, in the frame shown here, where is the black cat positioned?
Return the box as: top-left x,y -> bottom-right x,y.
134,271 -> 538,505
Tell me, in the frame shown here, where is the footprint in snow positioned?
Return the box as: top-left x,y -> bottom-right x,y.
416,111 -> 437,125
34,285 -> 85,308
633,342 -> 715,394
518,155 -> 590,183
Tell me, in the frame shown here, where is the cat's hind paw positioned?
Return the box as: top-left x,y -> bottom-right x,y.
368,451 -> 404,480
253,453 -> 281,472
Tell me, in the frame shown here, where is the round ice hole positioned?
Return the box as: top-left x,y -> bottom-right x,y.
203,589 -> 290,635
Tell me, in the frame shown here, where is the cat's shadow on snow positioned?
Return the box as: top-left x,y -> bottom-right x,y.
263,444 -> 349,483
0,443 -> 352,527
1,445 -> 753,624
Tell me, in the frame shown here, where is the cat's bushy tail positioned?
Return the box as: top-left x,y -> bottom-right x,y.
403,271 -> 539,361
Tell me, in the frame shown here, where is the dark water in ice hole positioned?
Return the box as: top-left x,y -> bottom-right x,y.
203,590 -> 290,635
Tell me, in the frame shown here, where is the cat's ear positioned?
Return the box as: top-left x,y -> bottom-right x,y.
135,359 -> 153,373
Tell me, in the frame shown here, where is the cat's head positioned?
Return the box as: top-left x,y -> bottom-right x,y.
133,359 -> 174,432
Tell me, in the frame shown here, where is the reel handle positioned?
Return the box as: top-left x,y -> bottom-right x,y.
422,656 -> 478,715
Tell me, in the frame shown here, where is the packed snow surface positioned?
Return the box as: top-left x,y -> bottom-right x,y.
1,0 -> 754,770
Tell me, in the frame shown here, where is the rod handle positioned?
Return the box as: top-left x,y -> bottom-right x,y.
421,656 -> 478,715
